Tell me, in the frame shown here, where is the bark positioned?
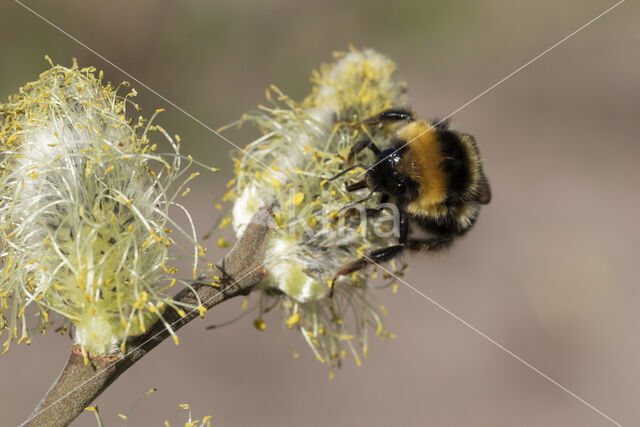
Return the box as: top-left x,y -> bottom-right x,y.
23,207 -> 274,426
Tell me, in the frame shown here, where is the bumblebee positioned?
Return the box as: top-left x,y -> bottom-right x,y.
331,108 -> 491,288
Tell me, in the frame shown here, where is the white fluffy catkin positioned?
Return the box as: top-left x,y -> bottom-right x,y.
0,59 -> 213,358
221,48 -> 407,370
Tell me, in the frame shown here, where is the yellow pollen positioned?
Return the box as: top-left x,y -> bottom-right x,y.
286,313 -> 300,328
197,306 -> 207,318
290,192 -> 305,206
253,319 -> 267,331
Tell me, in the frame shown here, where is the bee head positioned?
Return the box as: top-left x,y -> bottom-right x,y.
365,148 -> 411,197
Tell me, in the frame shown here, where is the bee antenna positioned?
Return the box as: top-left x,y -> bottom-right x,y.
327,163 -> 367,181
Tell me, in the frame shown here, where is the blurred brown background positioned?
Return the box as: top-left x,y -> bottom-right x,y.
1,0 -> 639,425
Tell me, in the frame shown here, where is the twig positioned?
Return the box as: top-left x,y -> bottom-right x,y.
23,207 -> 274,427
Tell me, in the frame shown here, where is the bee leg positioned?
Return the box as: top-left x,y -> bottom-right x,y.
330,209 -> 406,297
345,179 -> 368,192
338,181 -> 386,213
363,194 -> 391,216
338,185 -> 382,213
404,235 -> 455,252
398,210 -> 409,242
364,207 -> 384,217
348,139 -> 381,163
340,206 -> 384,218
363,108 -> 415,127
340,193 -> 389,217
336,109 -> 414,130
330,245 -> 405,297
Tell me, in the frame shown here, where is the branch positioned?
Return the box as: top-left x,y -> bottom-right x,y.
23,207 -> 274,427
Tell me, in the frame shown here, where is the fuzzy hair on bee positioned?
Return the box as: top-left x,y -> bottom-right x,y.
331,109 -> 491,283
